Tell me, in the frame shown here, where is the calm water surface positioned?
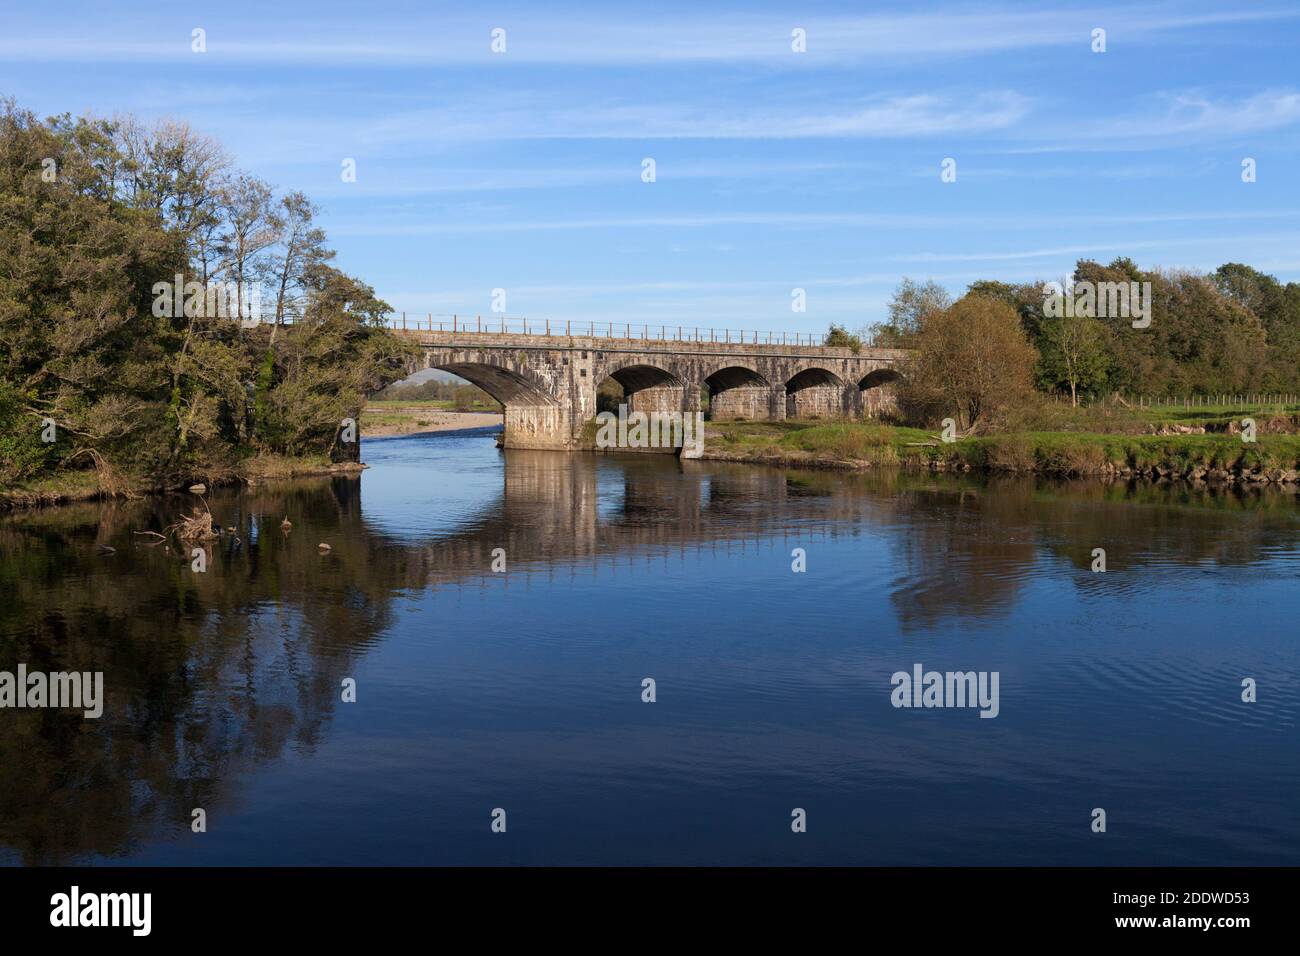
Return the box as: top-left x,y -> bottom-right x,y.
2,427 -> 1298,865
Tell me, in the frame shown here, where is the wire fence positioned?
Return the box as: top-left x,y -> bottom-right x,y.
1094,393 -> 1299,409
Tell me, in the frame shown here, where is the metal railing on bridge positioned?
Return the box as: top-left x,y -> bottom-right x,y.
382,313 -> 868,348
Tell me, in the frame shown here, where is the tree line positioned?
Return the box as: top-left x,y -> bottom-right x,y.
865,262 -> 1300,429
0,100 -> 414,488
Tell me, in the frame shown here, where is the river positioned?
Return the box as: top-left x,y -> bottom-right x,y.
1,426 -> 1297,865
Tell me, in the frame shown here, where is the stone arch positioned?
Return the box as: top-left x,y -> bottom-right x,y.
600,361 -> 685,392
858,367 -> 901,389
784,366 -> 846,419
429,360 -> 558,406
595,361 -> 690,415
858,367 -> 902,419
703,365 -> 771,421
420,354 -> 571,450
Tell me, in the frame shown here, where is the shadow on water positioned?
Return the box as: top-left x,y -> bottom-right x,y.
1,432 -> 1298,864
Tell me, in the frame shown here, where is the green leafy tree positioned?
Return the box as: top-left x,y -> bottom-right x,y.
825,323 -> 862,352
0,98 -> 413,490
1038,312 -> 1110,406
870,278 -> 952,347
898,295 -> 1039,431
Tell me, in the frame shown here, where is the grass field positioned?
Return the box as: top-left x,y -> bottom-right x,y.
705,408 -> 1300,478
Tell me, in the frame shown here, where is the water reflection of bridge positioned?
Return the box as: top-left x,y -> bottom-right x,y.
400,451 -> 887,588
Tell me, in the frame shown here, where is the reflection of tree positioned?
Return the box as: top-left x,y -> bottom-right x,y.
2,453 -> 1295,861
0,479 -> 396,864
1030,478 -> 1300,581
885,474 -> 1300,631
0,455 -> 854,863
887,479 -> 1038,630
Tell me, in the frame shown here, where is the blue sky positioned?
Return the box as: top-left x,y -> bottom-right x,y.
3,1 -> 1299,334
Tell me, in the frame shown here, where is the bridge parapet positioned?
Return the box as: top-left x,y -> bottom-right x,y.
391,327 -> 907,362
385,314 -> 858,348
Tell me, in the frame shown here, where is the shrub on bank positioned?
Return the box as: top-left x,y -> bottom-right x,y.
0,382 -> 56,485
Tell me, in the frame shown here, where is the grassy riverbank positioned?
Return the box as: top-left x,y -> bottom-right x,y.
704,410 -> 1300,485
0,454 -> 359,511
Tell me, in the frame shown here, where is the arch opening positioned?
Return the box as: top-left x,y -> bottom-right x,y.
785,367 -> 845,420
605,364 -> 684,393
785,367 -> 845,392
858,368 -> 902,419
434,362 -> 558,407
432,361 -> 573,450
704,365 -> 771,421
596,364 -> 687,415
858,368 -> 901,390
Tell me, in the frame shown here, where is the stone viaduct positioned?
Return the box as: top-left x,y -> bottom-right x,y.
392,327 -> 908,451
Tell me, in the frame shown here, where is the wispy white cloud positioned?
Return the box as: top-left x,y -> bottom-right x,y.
343,92 -> 1032,146
2,5 -> 1295,65
893,232 -> 1300,263
328,212 -> 973,236
1001,89 -> 1300,150
310,160 -> 871,197
221,86 -> 1300,165
330,209 -> 1300,237
1120,89 -> 1300,137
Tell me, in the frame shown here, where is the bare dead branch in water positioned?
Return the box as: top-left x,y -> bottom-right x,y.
164,496 -> 220,542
